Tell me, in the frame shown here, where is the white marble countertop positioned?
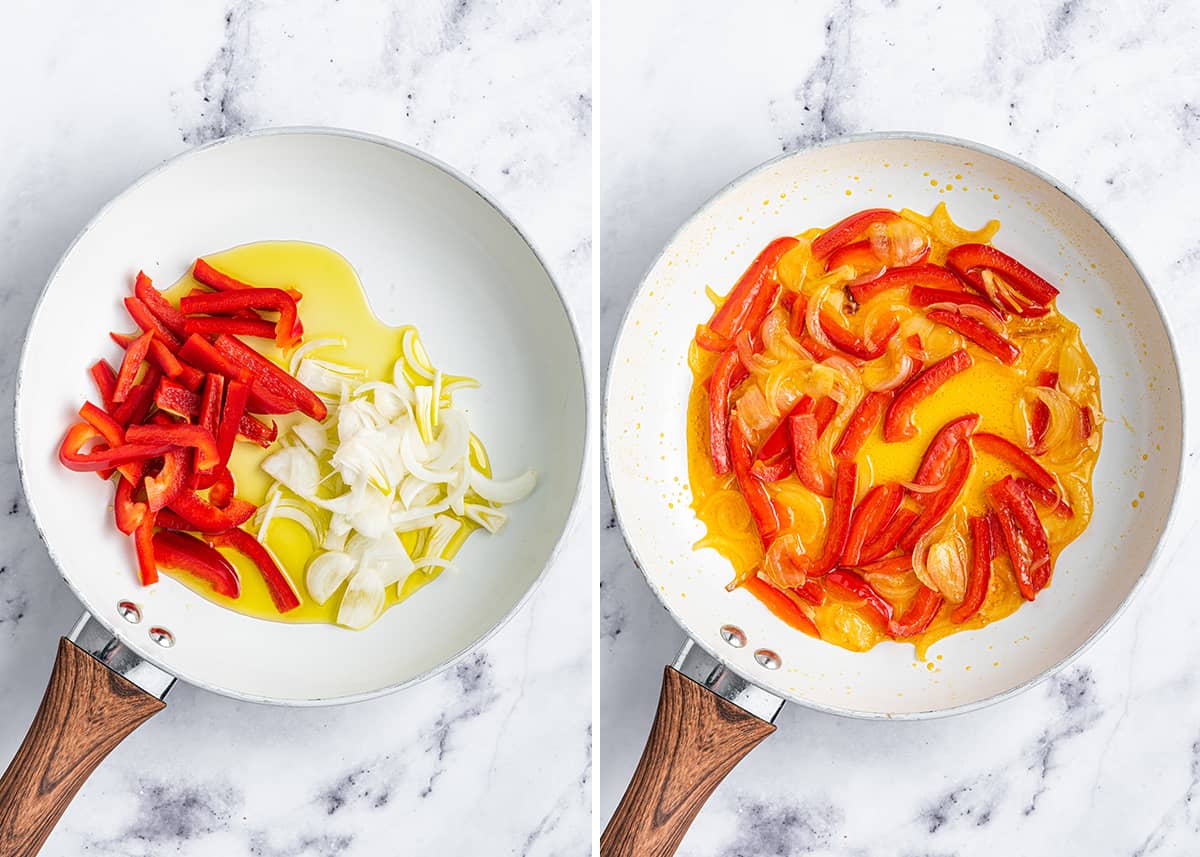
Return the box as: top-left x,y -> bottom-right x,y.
600,1 -> 1200,854
0,2 -> 590,855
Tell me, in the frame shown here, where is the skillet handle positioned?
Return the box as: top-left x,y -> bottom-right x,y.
601,664 -> 777,857
0,637 -> 167,856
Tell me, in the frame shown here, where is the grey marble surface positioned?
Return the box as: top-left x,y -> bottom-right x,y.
599,1 -> 1200,854
0,2 -> 590,855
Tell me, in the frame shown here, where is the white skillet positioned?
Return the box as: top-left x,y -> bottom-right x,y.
602,133 -> 1183,856
2,128 -> 587,856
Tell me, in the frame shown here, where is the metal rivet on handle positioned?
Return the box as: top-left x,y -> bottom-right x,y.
719,624 -> 747,648
148,626 -> 175,648
754,649 -> 781,670
117,601 -> 142,624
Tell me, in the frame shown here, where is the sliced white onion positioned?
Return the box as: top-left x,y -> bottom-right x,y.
337,567 -> 385,629
348,529 -> 413,586
864,336 -> 917,392
288,338 -> 345,376
805,283 -> 836,351
979,269 -> 1024,313
899,478 -> 946,494
292,420 -> 328,455
464,502 -> 508,534
261,446 -> 321,498
306,551 -> 357,605
469,468 -> 537,505
401,328 -> 435,382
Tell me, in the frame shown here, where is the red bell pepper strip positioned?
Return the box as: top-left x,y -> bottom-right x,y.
808,460 -> 858,577
199,374 -> 224,438
858,509 -> 919,563
708,347 -> 747,475
1016,477 -> 1073,518
888,585 -> 944,637
113,475 -> 147,536
212,335 -> 327,421
849,263 -> 966,303
910,286 -> 1004,321
897,442 -> 973,551
58,422 -> 172,472
145,446 -> 191,513
155,378 -> 276,449
126,423 -> 219,472
925,309 -> 1019,365
133,515 -> 158,586
181,288 -> 300,349
110,367 -> 161,427
813,397 -> 839,436
192,257 -> 304,302
124,296 -> 183,349
757,397 -> 812,462
826,240 -> 884,275
819,311 -> 898,361
988,476 -> 1052,599
911,414 -> 980,487
730,416 -> 780,546
788,413 -> 832,497
884,349 -> 973,441
696,237 -> 798,352
1029,372 -> 1057,452
168,490 -> 256,534
111,330 -> 187,380
217,380 -> 252,464
797,331 -> 851,363
946,244 -> 1059,307
78,401 -> 144,484
210,527 -> 300,613
951,514 -> 993,624
833,391 -> 892,460
133,271 -> 188,338
741,575 -> 820,639
89,359 -> 118,410
113,330 -> 154,403
750,453 -> 793,483
971,432 -> 1055,491
179,334 -> 252,382
183,316 -> 280,340
153,530 -> 241,598
856,554 -> 914,576
811,209 -> 900,260
1080,406 -> 1094,439
208,468 -> 235,508
826,569 -> 893,628
841,482 -> 903,565
794,579 -> 826,606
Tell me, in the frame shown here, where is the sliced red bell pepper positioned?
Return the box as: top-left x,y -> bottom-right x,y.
210,527 -> 300,612
910,285 -> 1004,321
109,367 -> 161,427
730,416 -> 780,546
833,391 -> 892,460
58,422 -> 172,472
897,442 -> 973,551
797,331 -> 852,364
124,296 -> 183,349
951,514 -> 993,624
884,349 -> 973,442
825,569 -> 893,629
153,530 -> 241,598
819,311 -> 898,361
750,453 -> 793,483
841,482 -> 903,565
912,414 -> 980,487
213,335 -> 327,420
179,333 -> 252,382
826,239 -> 885,275
168,490 -> 255,534
971,432 -> 1055,491
888,585 -> 944,637
1080,406 -> 1094,439
181,288 -> 301,349
946,244 -> 1059,307
183,316 -> 280,340
217,380 -> 252,464
111,330 -> 188,380
126,423 -> 219,472
788,413 -> 832,497
192,257 -> 304,302
987,476 -> 1052,599
757,397 -> 812,462
200,374 -> 224,439
133,271 -> 187,338
145,446 -> 191,513
113,330 -> 154,403
813,397 -> 839,436
1016,477 -> 1073,518
1029,372 -> 1058,451
114,475 -> 147,535
925,309 -> 1019,365
741,575 -> 820,639
858,509 -> 919,563
856,554 -> 914,576
809,459 -> 858,577
811,209 -> 900,260
155,378 -> 276,449
208,468 -> 235,508
133,515 -> 158,586
849,263 -> 966,304
89,359 -> 118,410
696,237 -> 799,352
708,347 -> 747,475
795,579 -> 826,606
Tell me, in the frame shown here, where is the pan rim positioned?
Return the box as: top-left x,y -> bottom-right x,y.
603,129 -> 1186,720
15,125 -> 591,707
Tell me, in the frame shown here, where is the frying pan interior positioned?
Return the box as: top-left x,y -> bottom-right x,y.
16,130 -> 586,704
606,135 -> 1182,717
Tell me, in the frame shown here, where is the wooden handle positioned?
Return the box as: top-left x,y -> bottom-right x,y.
601,665 -> 775,857
0,637 -> 166,857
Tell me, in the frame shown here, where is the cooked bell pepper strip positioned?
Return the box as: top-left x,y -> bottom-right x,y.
212,335 -> 327,420
113,330 -> 154,403
856,554 -> 914,576
168,490 -> 256,533
145,446 -> 191,513
124,296 -> 183,349
192,257 -> 304,303
849,263 -> 967,303
199,374 -> 224,438
807,460 -> 858,577
910,285 -> 1004,321
750,452 -> 793,483
946,244 -> 1059,306
951,514 -> 993,624
833,391 -> 892,460
152,531 -> 241,598
797,330 -> 854,364
1016,477 -> 1073,518
730,415 -> 780,546
741,574 -> 820,638
987,476 -> 1051,599
794,579 -> 826,606
89,359 -> 118,410
58,422 -> 172,472
897,442 -> 973,551
813,397 -> 839,436
884,349 -> 973,441
826,569 -> 893,628
179,334 -> 252,382
788,413 -> 832,497
154,510 -> 194,532
971,432 -> 1055,491
756,397 -> 813,462
888,585 -> 943,637
841,482 -> 903,565
990,496 -> 1034,600
708,347 -> 748,475
181,288 -> 300,349
925,309 -> 1020,365
1080,406 -> 1094,439
133,271 -> 187,337
826,240 -> 884,275
858,508 -> 919,564
110,330 -> 187,380
811,209 -> 900,260
697,237 -> 798,352
126,423 -> 219,472
109,367 -> 161,427
154,378 -> 276,449
208,468 -> 235,508
210,527 -> 300,612
819,311 -> 898,361
912,414 -> 980,487
133,515 -> 158,586
183,316 -> 280,340
113,475 -> 147,536
78,401 -> 143,484
217,380 -> 251,465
